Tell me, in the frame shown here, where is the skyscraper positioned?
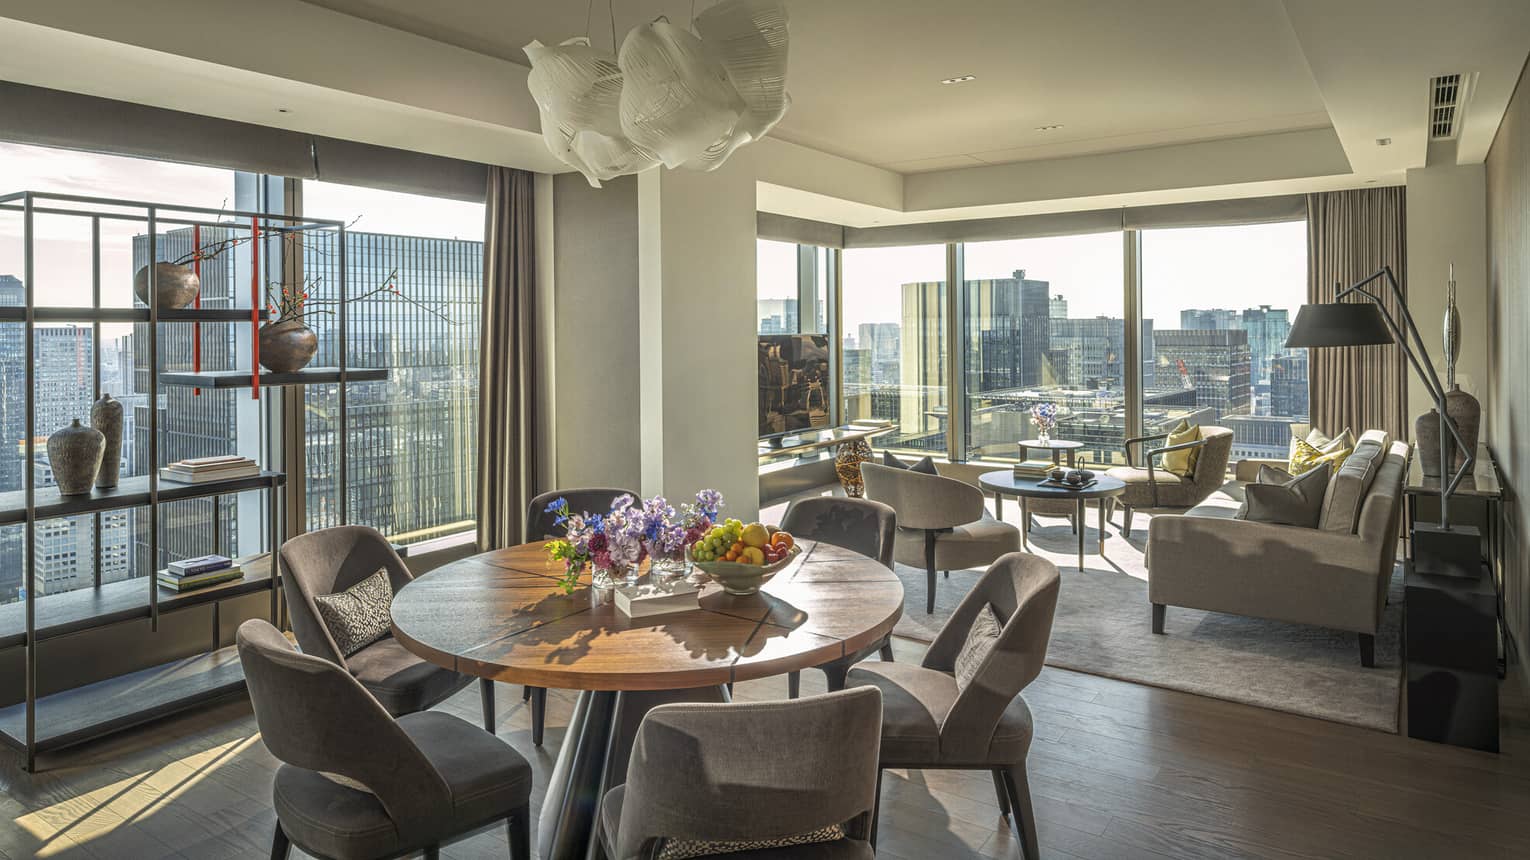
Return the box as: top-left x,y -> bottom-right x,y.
963,270 -> 1051,390
1151,329 -> 1252,418
1270,352 -> 1310,419
756,298 -> 799,334
1240,304 -> 1292,385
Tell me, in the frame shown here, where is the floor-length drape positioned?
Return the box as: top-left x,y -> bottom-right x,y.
477,167 -> 538,550
1306,187 -> 1409,439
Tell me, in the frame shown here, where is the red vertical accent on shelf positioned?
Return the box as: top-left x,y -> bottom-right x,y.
250,218 -> 261,399
192,225 -> 202,396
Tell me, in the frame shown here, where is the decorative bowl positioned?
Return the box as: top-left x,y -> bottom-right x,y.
693,544 -> 802,595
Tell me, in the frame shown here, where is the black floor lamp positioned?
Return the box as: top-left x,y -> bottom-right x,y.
1286,265 -> 1479,574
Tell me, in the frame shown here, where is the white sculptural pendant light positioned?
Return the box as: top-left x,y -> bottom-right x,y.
524,0 -> 790,186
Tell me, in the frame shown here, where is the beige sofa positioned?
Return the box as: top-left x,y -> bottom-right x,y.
1145,430 -> 1410,666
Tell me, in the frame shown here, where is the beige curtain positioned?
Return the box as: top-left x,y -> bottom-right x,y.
1306,187 -> 1409,440
476,167 -> 538,550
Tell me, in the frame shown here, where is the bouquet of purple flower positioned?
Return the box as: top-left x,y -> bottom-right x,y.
1029,402 -> 1059,433
543,489 -> 726,592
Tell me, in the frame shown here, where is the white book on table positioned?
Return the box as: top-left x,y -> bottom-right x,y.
614,580 -> 700,619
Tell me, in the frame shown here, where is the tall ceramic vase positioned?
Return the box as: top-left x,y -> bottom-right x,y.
47,419 -> 105,496
91,393 -> 123,488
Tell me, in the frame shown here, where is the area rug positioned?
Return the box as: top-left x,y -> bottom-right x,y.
889,509 -> 1404,732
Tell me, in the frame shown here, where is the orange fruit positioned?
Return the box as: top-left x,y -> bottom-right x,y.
730,541 -> 745,554
771,531 -> 794,550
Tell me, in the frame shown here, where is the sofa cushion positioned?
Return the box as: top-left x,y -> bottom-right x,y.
1319,430 -> 1390,534
1106,465 -> 1200,508
1238,462 -> 1330,528
881,451 -> 938,475
1289,437 -> 1351,476
1163,420 -> 1202,477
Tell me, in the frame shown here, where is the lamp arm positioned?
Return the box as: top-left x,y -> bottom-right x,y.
1346,283 -> 1448,405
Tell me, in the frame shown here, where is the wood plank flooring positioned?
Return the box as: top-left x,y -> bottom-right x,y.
0,635 -> 1527,859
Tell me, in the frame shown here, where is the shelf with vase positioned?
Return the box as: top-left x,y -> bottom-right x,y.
160,368 -> 388,388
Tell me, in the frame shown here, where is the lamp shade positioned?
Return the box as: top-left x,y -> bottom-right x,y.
1285,302 -> 1394,348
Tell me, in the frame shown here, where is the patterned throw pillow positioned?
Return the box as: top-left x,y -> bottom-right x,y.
1161,420 -> 1202,477
313,568 -> 395,657
658,824 -> 845,860
1288,437 -> 1352,476
954,604 -> 1005,690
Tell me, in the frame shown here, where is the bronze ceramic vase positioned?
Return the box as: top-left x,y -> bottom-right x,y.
258,319 -> 319,373
90,393 -> 123,488
1445,386 -> 1481,471
133,262 -> 200,309
47,419 -> 105,496
1415,409 -> 1443,477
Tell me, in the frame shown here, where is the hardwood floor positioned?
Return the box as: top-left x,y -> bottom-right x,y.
1,636 -> 1528,859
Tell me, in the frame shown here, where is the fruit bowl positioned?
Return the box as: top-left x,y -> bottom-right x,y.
693,544 -> 802,596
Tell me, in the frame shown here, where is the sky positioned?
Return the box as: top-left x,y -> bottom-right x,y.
760,220 -> 1308,336
0,143 -> 483,330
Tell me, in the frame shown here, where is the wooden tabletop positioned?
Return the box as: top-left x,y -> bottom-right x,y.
391,540 -> 904,692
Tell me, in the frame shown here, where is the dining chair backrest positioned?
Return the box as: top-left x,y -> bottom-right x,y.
524,487 -> 640,540
235,619 -> 451,846
780,496 -> 897,568
921,552 -> 1060,761
279,525 -> 412,667
861,462 -> 985,531
615,687 -> 884,858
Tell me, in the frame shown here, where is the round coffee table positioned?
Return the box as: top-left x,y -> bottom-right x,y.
391,540 -> 903,860
979,470 -> 1126,571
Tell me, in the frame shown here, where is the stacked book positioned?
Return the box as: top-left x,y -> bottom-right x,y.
159,455 -> 260,484
1012,459 -> 1057,478
158,554 -> 243,592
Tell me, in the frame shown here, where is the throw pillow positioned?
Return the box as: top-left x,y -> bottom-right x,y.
658,824 -> 845,860
313,568 -> 395,657
954,604 -> 1005,690
1288,437 -> 1352,476
1235,463 -> 1295,518
881,451 -> 938,475
1161,420 -> 1202,477
1237,462 -> 1331,528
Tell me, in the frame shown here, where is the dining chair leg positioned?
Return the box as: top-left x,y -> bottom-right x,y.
1123,505 -> 1135,537
879,640 -> 894,662
508,803 -> 532,860
270,824 -> 291,860
1001,763 -> 1041,860
788,670 -> 801,699
530,685 -> 547,746
991,769 -> 1010,817
870,767 -> 884,848
424,847 -> 441,860
480,677 -> 496,732
924,530 -> 938,614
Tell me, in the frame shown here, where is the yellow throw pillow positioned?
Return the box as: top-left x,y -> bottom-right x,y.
1162,420 -> 1202,477
1289,437 -> 1351,476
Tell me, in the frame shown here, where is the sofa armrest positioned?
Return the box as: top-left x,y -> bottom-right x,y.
1234,458 -> 1288,483
1147,514 -> 1389,633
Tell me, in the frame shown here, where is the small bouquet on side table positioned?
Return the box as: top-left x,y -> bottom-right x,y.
1029,402 -> 1059,444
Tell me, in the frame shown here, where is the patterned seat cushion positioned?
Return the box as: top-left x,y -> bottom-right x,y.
313,568 -> 394,657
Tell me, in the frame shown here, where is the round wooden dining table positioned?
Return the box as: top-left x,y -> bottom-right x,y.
391,539 -> 904,860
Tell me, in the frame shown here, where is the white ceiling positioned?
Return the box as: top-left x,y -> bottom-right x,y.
301,0 -> 1336,171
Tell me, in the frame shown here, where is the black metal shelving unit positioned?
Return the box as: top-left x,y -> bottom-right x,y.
0,190 -> 361,771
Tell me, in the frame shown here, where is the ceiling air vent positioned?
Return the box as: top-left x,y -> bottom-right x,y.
1429,74 -> 1466,141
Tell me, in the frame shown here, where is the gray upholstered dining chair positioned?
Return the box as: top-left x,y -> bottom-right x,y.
862,462 -> 1022,613
237,619 -> 532,860
1107,424 -> 1234,537
848,552 -> 1060,860
522,486 -> 639,746
781,496 -> 898,698
595,687 -> 884,860
279,525 -> 495,732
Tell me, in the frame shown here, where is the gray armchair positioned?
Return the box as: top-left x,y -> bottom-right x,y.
522,487 -> 639,747
237,619 -> 532,860
596,687 -> 883,860
1107,425 -> 1234,536
780,496 -> 898,698
279,525 -> 494,731
863,462 -> 1021,614
848,552 -> 1060,860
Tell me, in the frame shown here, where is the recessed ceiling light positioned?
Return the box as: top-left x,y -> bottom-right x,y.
1035,124 -> 1064,131
1375,137 -> 1392,146
940,75 -> 976,85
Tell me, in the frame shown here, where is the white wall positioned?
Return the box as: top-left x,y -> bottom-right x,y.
1405,160 -> 1488,416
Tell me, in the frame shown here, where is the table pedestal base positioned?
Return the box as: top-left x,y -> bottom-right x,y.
539,685 -> 731,860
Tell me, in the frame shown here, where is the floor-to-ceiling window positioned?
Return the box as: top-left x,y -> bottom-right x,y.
299,182 -> 484,548
757,239 -> 833,439
841,245 -> 947,455
961,233 -> 1127,466
1140,221 -> 1308,461
0,143 -> 246,604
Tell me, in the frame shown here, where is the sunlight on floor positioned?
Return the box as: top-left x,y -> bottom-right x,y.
16,734 -> 260,856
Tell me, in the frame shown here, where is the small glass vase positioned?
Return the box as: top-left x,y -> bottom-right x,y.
649,548 -> 692,582
1036,427 -> 1051,445
590,564 -> 619,590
